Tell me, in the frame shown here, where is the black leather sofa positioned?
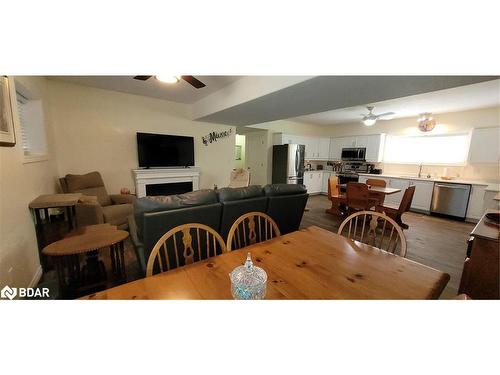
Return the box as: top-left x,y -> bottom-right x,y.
128,184 -> 308,274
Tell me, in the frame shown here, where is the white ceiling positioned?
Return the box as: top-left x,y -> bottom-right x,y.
197,76 -> 498,125
49,75 -> 242,104
293,79 -> 500,125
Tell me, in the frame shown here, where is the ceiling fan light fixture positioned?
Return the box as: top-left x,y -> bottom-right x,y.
155,75 -> 180,84
362,118 -> 377,126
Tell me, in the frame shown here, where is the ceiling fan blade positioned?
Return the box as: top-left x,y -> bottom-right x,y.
181,75 -> 206,89
133,75 -> 152,81
376,112 -> 395,119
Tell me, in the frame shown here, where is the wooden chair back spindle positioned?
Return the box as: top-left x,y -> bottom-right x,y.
227,212 -> 281,251
338,210 -> 407,257
146,223 -> 227,277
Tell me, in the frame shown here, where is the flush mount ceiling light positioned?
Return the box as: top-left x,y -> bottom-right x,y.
417,112 -> 436,132
155,75 -> 180,84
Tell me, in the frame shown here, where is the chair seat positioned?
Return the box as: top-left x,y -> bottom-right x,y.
102,203 -> 134,227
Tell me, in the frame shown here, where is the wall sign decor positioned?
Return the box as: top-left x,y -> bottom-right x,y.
202,128 -> 232,146
0,76 -> 16,147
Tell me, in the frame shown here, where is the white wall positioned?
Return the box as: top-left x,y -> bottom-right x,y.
47,80 -> 236,193
0,77 -> 59,290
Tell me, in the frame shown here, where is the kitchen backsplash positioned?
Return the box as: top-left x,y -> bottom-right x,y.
304,160 -> 499,182
380,163 -> 499,182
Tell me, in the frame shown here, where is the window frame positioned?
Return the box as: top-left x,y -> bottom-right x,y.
14,79 -> 49,164
382,132 -> 472,166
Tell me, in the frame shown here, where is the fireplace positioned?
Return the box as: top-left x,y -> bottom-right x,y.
132,168 -> 200,198
146,182 -> 193,196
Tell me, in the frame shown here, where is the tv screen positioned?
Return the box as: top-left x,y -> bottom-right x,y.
137,132 -> 195,168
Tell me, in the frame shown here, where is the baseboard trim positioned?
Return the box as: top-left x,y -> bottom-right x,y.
29,265 -> 43,288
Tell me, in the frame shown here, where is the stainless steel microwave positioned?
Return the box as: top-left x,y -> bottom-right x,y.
341,147 -> 366,161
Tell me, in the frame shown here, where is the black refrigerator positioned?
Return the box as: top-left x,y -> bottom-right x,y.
272,144 -> 306,185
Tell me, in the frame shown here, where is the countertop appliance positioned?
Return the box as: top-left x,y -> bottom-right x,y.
430,182 -> 471,220
341,147 -> 366,161
272,144 -> 305,185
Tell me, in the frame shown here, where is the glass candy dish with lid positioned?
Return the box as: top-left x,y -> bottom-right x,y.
229,253 -> 267,300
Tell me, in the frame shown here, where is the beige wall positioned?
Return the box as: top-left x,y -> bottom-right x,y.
0,77 -> 59,290
47,80 -> 236,193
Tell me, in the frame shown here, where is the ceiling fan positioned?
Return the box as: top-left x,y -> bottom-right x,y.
133,75 -> 206,89
361,106 -> 395,126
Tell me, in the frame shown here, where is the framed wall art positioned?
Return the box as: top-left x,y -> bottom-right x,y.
0,76 -> 16,147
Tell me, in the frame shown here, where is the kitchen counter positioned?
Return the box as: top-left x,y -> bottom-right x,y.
357,173 -> 494,186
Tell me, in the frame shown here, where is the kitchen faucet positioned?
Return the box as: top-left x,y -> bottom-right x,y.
418,163 -> 423,178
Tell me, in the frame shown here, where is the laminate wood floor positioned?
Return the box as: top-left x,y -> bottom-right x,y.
301,195 -> 474,299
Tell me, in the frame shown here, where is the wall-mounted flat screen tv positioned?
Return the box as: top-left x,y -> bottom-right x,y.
137,132 -> 195,168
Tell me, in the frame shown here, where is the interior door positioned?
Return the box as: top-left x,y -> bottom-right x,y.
245,132 -> 268,185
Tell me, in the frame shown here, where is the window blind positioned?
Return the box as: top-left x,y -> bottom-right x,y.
16,92 -> 29,154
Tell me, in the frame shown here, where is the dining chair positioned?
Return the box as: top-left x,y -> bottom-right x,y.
376,185 -> 416,229
146,223 -> 227,277
227,212 -> 281,251
325,175 -> 347,216
366,178 -> 386,206
337,210 -> 407,257
346,182 -> 379,214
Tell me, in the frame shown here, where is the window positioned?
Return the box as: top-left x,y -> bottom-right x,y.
15,84 -> 48,161
383,133 -> 470,165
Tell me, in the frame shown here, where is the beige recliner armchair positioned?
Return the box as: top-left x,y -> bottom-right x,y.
59,171 -> 135,229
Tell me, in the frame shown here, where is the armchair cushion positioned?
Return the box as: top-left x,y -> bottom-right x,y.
75,202 -> 104,227
110,194 -> 136,205
102,204 -> 134,227
65,171 -> 112,206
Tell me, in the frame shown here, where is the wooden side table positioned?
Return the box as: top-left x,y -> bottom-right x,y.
43,225 -> 129,299
29,193 -> 82,271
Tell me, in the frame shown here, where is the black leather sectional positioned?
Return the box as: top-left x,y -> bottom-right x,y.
128,184 -> 308,274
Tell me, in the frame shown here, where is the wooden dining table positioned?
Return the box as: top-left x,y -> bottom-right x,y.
339,184 -> 401,195
82,226 -> 449,300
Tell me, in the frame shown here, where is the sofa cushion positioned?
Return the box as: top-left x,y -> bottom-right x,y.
263,184 -> 307,196
217,185 -> 263,202
178,189 -> 218,207
134,190 -> 218,239
65,172 -> 112,206
102,203 -> 134,227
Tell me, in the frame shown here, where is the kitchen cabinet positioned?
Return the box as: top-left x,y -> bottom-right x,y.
304,171 -> 322,194
408,180 -> 434,212
385,178 -> 410,207
321,171 -> 332,194
329,137 -> 343,161
468,127 -> 500,163
466,185 -> 487,220
273,133 -> 330,160
317,138 -> 330,160
329,134 -> 385,162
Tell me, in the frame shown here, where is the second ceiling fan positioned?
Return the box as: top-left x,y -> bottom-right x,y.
133,75 -> 206,89
361,106 -> 395,126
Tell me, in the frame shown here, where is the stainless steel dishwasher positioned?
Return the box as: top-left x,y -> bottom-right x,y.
430,182 -> 471,220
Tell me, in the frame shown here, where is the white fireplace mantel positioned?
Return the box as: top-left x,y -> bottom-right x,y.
132,168 -> 200,198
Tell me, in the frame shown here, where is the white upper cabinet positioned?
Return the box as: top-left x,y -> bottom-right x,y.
317,138 -> 330,160
329,134 -> 385,162
364,134 -> 386,162
274,132 -> 385,161
468,127 -> 500,163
